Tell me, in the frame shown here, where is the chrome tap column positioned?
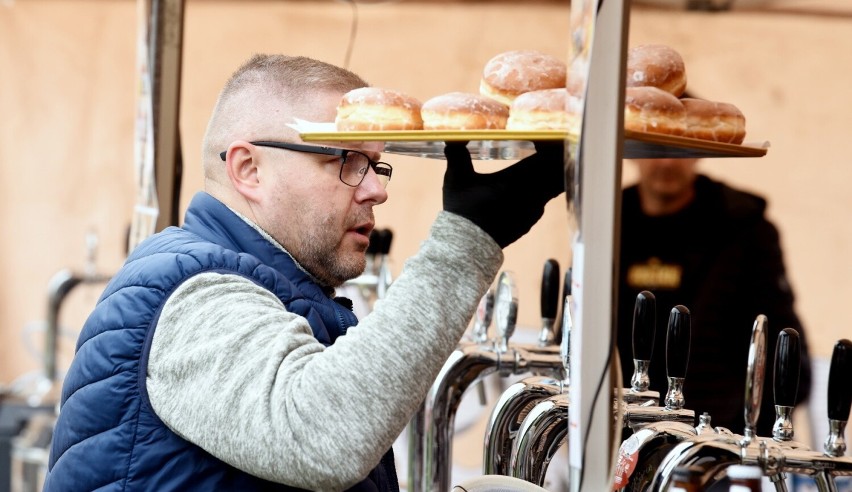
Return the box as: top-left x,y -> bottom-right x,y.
506,295 -> 681,486
410,271 -> 564,492
482,263 -> 566,477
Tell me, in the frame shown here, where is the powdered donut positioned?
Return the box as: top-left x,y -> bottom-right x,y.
681,97 -> 747,144
480,50 -> 568,106
506,88 -> 582,133
335,87 -> 423,131
421,92 -> 509,130
626,44 -> 687,97
624,86 -> 687,135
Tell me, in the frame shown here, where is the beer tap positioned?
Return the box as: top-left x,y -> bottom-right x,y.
482,265 -> 567,476
660,336 -> 852,490
609,305 -> 699,490
644,322 -> 852,492
485,287 -> 658,480
509,392 -> 568,486
408,270 -> 564,492
624,291 -> 661,406
600,306 -> 709,490
471,289 -> 494,345
743,315 -> 769,446
781,338 -> 851,490
494,271 -> 518,353
643,315 -> 773,491
537,258 -> 561,347
504,295 -> 679,486
768,339 -> 852,490
810,338 -> 852,489
496,269 -> 572,486
620,305 -> 695,431
44,232 -> 112,396
376,229 -> 394,300
470,288 -> 495,406
772,328 -> 805,447
824,339 -> 851,458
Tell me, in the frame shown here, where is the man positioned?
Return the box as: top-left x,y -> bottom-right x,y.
45,55 -> 565,491
617,157 -> 811,436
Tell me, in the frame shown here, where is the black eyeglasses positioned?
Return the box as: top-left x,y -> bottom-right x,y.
220,141 -> 392,188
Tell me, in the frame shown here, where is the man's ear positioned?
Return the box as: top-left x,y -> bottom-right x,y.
225,141 -> 262,202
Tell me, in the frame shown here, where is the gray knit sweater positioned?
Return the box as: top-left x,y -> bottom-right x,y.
146,211 -> 503,491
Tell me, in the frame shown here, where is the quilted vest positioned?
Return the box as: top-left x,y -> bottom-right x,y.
45,192 -> 397,491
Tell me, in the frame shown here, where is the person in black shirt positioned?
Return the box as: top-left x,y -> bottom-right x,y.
617,157 -> 811,436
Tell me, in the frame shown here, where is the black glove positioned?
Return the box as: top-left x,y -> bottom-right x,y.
443,141 -> 566,248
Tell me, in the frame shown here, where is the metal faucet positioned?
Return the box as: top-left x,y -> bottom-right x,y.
8,233 -> 112,492
772,328 -> 809,449
613,313 -> 770,492
624,291 -> 662,406
482,376 -> 565,478
620,305 -> 695,432
43,232 -> 112,399
375,229 -> 394,300
482,265 -> 568,477
648,333 -> 852,491
536,259 -> 562,347
408,269 -> 565,492
509,392 -> 569,486
508,303 -> 696,487
482,287 -> 660,480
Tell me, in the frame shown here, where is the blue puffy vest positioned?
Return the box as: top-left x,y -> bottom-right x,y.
45,192 -> 398,491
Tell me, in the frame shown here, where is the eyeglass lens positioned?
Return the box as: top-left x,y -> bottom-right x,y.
342,152 -> 391,188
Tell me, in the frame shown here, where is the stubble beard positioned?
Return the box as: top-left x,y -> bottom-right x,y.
295,211 -> 370,288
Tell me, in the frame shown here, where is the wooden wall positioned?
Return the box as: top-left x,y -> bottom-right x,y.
1,0 -> 850,390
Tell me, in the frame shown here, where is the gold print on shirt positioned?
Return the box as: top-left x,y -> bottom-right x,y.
627,257 -> 682,290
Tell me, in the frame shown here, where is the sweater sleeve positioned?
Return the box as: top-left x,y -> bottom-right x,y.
146,211 -> 503,490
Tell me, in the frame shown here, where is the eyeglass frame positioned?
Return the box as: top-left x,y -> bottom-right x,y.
219,141 -> 392,188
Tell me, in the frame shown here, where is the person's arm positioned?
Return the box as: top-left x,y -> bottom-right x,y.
147,212 -> 502,490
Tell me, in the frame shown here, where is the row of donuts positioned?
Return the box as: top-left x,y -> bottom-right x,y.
333,46 -> 746,144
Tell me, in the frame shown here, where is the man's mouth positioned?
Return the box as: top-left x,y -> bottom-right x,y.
350,222 -> 374,237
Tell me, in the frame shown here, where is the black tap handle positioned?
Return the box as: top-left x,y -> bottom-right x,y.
379,229 -> 393,255
774,328 -> 801,408
540,259 -> 560,320
552,268 -> 573,346
666,305 -> 691,379
827,339 -> 852,421
632,291 -> 657,362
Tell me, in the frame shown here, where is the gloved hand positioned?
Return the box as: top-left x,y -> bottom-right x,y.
443,141 -> 566,248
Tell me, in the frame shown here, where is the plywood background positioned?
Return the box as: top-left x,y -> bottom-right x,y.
1,0 -> 850,398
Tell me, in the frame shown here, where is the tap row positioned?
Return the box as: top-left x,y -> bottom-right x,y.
407,257 -> 852,492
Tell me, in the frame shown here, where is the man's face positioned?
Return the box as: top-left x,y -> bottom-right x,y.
255,91 -> 388,287
633,158 -> 698,201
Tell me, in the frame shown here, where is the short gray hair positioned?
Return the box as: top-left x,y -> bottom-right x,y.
202,54 -> 369,173
218,54 -> 369,106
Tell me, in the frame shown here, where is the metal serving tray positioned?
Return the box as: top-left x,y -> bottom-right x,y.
293,124 -> 769,161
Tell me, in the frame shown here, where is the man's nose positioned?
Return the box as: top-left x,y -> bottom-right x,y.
355,167 -> 389,205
